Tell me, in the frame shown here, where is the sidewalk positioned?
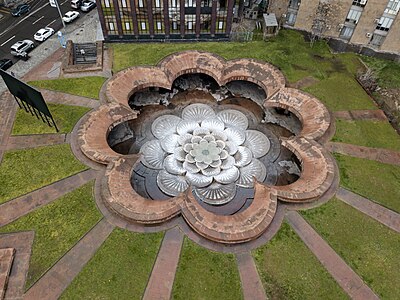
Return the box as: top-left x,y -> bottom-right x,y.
0,10 -> 103,93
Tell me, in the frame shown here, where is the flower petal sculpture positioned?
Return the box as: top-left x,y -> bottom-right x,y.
140,103 -> 269,205
74,51 -> 338,246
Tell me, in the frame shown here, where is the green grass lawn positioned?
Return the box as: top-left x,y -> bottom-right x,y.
252,222 -> 347,299
301,198 -> 400,299
28,77 -> 107,100
361,56 -> 400,89
333,119 -> 400,151
12,103 -> 90,135
0,182 -> 101,288
303,73 -> 376,111
112,30 -> 357,84
0,144 -> 87,204
60,229 -> 163,299
172,238 -> 243,300
335,154 -> 400,212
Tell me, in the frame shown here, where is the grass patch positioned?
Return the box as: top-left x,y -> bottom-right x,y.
112,30 -> 347,83
0,182 -> 101,288
333,119 -> 400,151
60,229 -> 163,300
172,238 -> 243,300
0,144 -> 87,204
301,198 -> 400,299
28,77 -> 107,100
361,56 -> 400,89
335,154 -> 400,212
252,222 -> 347,299
303,73 -> 376,111
12,103 -> 90,135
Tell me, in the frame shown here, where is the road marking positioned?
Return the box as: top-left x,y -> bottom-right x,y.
32,16 -> 45,24
0,35 -> 16,47
0,2 -> 50,37
46,19 -> 57,27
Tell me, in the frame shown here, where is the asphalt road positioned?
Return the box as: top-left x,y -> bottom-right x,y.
0,0 -> 80,63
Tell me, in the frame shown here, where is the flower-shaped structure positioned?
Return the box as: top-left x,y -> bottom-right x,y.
140,104 -> 270,204
74,51 -> 338,246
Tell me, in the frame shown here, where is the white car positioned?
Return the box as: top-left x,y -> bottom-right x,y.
62,11 -> 79,23
10,39 -> 35,56
34,27 -> 55,42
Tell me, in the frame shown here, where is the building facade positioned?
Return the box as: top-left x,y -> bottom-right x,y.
269,0 -> 400,55
96,0 -> 235,41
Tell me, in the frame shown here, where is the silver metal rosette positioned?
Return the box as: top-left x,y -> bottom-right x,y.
140,103 -> 271,205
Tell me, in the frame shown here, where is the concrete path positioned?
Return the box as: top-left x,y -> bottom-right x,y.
24,219 -> 114,300
5,133 -> 69,150
143,227 -> 184,300
327,142 -> 400,166
336,188 -> 400,233
236,252 -> 267,300
286,211 -> 379,300
334,110 -> 387,121
0,169 -> 97,227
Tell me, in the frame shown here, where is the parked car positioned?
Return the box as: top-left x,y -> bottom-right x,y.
71,0 -> 81,9
11,3 -> 30,17
0,59 -> 13,71
10,40 -> 34,57
34,27 -> 55,42
62,11 -> 80,23
80,0 -> 96,12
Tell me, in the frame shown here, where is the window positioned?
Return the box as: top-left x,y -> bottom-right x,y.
385,0 -> 400,15
138,0 -> 144,7
169,0 -> 180,34
352,0 -> 367,7
105,0 -> 111,7
369,33 -> 386,47
121,0 -> 127,7
153,0 -> 164,34
376,16 -> 394,31
141,22 -> 146,30
286,12 -> 297,25
346,9 -> 362,23
340,26 -> 354,39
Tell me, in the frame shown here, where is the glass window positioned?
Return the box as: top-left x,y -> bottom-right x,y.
340,26 -> 354,39
376,16 -> 394,31
385,0 -> 400,15
346,9 -> 362,23
169,0 -> 180,34
352,0 -> 367,7
153,0 -> 164,34
369,33 -> 386,47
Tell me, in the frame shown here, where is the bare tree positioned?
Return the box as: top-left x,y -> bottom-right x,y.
309,0 -> 342,47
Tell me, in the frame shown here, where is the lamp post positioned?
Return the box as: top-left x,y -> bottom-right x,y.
49,0 -> 66,29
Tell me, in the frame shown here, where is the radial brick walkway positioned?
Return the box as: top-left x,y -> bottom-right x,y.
40,89 -> 100,109
143,227 -> 184,300
236,252 -> 267,300
336,188 -> 400,233
5,133 -> 69,150
327,142 -> 400,166
0,169 -> 97,227
333,110 -> 387,121
286,211 -> 379,300
24,219 -> 114,300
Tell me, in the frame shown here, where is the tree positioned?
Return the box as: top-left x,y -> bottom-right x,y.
309,0 -> 342,47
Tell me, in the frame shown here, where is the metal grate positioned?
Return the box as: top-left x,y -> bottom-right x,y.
73,43 -> 97,65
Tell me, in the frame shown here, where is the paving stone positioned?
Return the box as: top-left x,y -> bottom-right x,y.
236,252 -> 266,300
0,248 -> 15,300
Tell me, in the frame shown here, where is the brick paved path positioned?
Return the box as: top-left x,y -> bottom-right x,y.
24,219 -> 114,300
0,169 -> 97,227
5,133 -> 69,151
143,227 -> 184,300
327,142 -> 400,166
0,93 -> 18,163
40,89 -> 100,109
333,110 -> 387,121
286,211 -> 379,300
236,252 -> 267,300
337,188 -> 400,233
0,232 -> 35,300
